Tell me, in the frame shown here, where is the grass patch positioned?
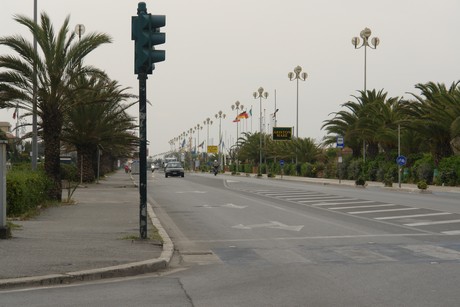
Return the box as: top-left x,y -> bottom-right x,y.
121,224 -> 163,244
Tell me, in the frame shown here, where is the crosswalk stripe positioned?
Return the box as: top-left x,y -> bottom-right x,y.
348,207 -> 419,214
329,204 -> 396,210
375,212 -> 452,220
312,200 -> 373,206
405,219 -> 460,227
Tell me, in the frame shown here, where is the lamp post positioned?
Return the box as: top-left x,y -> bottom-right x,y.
352,27 -> 380,162
231,101 -> 244,172
75,24 -> 85,41
203,117 -> 213,164
253,87 -> 268,175
195,123 -> 202,165
215,110 -> 226,171
32,0 -> 38,170
352,27 -> 380,92
288,66 -> 308,139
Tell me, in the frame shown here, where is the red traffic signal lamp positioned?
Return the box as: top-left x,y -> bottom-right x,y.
131,2 -> 165,74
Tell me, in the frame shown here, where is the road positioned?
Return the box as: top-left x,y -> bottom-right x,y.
2,171 -> 460,306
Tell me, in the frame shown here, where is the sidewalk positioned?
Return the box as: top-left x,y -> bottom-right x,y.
0,170 -> 173,289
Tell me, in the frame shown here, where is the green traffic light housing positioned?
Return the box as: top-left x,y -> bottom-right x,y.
132,2 -> 166,74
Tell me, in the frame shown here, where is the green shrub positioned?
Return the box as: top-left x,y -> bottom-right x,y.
300,163 -> 314,177
355,177 -> 366,186
6,168 -> 52,216
417,180 -> 428,190
438,156 -> 460,186
347,159 -> 363,180
412,154 -> 434,184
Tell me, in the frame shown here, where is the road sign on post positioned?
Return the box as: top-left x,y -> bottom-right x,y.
336,136 -> 344,148
396,155 -> 407,166
132,2 -> 166,239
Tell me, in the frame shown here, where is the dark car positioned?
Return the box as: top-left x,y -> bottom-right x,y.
165,162 -> 185,178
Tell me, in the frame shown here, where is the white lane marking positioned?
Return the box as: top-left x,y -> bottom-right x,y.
442,230 -> 460,235
405,219 -> 460,227
298,197 -> 349,203
375,212 -> 452,220
288,196 -> 344,201
402,245 -> 460,260
349,208 -> 419,214
232,221 -> 304,231
222,203 -> 247,209
265,192 -> 321,197
312,200 -> 374,206
330,204 -> 397,210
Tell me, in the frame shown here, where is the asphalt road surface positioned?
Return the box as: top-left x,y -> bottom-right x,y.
2,171 -> 460,306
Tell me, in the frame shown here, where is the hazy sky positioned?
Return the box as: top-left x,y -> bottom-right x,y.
1,0 -> 459,157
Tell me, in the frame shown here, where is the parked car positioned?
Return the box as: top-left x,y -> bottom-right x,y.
165,162 -> 185,178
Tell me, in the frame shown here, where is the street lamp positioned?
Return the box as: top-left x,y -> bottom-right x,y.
352,27 -> 380,162
288,66 -> 308,139
75,24 -> 86,41
352,27 -> 380,92
231,101 -> 244,172
203,117 -> 213,164
215,110 -> 226,171
195,124 -> 203,166
253,87 -> 268,175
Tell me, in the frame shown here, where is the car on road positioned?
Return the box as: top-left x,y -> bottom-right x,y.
165,162 -> 185,178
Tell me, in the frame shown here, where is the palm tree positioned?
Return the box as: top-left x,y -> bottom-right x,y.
61,76 -> 137,182
322,89 -> 402,160
0,13 -> 111,200
403,81 -> 460,163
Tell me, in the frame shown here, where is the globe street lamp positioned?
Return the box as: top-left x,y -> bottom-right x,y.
195,124 -> 203,167
203,118 -> 213,164
352,27 -> 380,162
215,110 -> 226,171
231,101 -> 244,172
288,66 -> 308,139
352,27 -> 380,92
253,87 -> 268,175
75,24 -> 86,41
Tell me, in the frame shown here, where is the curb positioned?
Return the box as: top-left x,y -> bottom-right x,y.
0,203 -> 174,290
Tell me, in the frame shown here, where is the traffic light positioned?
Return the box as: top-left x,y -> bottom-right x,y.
131,2 -> 165,74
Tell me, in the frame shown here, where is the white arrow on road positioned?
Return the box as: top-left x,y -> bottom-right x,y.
232,221 -> 304,232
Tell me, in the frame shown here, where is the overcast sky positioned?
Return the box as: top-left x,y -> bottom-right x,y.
1,0 -> 459,157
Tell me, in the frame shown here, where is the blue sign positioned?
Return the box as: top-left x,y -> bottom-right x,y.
279,159 -> 285,167
336,136 -> 344,148
396,155 -> 407,166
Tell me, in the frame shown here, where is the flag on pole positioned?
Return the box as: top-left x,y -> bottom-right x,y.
181,139 -> 186,148
237,111 -> 249,119
198,141 -> 204,148
249,107 -> 252,117
233,118 -> 240,123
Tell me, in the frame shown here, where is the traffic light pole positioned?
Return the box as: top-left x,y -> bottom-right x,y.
139,73 -> 148,239
132,1 -> 165,240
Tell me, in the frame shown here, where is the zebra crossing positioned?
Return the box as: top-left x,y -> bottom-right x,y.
235,186 -> 460,235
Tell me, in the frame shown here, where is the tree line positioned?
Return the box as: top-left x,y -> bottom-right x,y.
0,13 -> 138,201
